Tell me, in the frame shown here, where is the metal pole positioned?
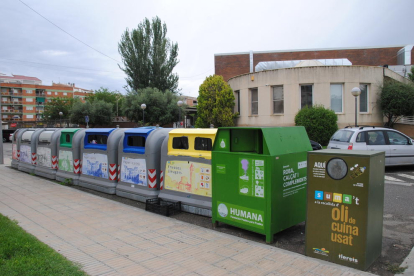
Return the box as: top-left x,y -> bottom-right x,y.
355,96 -> 358,127
142,109 -> 145,125
179,108 -> 181,128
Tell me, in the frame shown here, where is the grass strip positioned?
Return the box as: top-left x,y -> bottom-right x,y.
0,213 -> 87,276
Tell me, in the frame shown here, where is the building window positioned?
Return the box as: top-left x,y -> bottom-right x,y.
300,85 -> 313,109
26,106 -> 33,111
234,90 -> 240,114
360,84 -> 368,112
330,84 -> 343,113
26,98 -> 33,102
250,88 -> 258,115
26,90 -> 32,94
55,92 -> 58,95
272,86 -> 284,114
26,115 -> 34,119
64,93 -> 67,96
47,91 -> 51,95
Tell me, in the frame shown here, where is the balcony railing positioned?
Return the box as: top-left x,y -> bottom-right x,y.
1,100 -> 23,105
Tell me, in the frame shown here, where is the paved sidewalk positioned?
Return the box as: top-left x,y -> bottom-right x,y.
0,165 -> 373,276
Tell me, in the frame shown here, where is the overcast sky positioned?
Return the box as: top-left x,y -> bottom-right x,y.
1,0 -> 413,97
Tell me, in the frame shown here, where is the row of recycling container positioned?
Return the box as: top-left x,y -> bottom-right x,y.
11,126 -> 312,240
10,126 -> 385,271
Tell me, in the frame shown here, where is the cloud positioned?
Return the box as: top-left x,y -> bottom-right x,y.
41,50 -> 70,56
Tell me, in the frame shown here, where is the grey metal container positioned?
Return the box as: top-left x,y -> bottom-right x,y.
34,129 -> 62,179
116,127 -> 172,202
18,128 -> 45,174
55,128 -> 86,184
78,128 -> 128,194
11,128 -> 28,169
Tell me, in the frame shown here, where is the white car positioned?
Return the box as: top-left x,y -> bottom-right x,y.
327,126 -> 414,166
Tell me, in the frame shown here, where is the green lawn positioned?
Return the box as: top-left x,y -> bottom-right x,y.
0,214 -> 87,276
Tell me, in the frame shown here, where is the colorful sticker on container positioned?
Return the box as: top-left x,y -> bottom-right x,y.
165,161 -> 211,197
20,145 -> 31,164
239,158 -> 265,198
58,150 -> 73,172
217,201 -> 264,230
37,147 -> 51,168
121,157 -> 147,186
82,153 -> 108,179
12,144 -> 17,160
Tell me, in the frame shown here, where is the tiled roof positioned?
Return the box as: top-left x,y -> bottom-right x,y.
0,74 -> 41,81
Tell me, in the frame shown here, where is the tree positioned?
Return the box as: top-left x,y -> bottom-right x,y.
408,66 -> 414,82
295,105 -> 338,146
43,97 -> 73,120
87,87 -> 124,116
122,87 -> 182,126
70,99 -> 113,127
118,16 -> 179,92
195,75 -> 237,128
380,79 -> 414,128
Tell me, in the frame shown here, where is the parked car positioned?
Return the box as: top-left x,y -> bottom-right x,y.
310,140 -> 322,150
327,126 -> 414,166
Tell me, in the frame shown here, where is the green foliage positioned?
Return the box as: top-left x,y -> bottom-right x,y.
118,16 -> 179,92
122,87 -> 182,126
43,97 -> 73,121
59,178 -> 72,186
408,66 -> 414,82
380,79 -> 414,128
87,87 -> 124,116
294,105 -> 338,146
195,75 -> 237,128
0,214 -> 87,276
70,99 -> 113,127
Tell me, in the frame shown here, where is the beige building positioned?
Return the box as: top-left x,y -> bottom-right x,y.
229,65 -> 410,128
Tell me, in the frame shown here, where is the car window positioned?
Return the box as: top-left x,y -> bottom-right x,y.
367,131 -> 386,145
356,132 -> 366,142
387,131 -> 409,145
330,130 -> 354,142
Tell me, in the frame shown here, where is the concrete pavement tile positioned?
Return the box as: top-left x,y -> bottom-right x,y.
146,244 -> 174,256
135,240 -> 159,250
289,258 -> 320,272
213,246 -> 241,257
275,265 -> 305,276
195,264 -> 232,276
82,263 -> 114,276
311,264 -> 346,276
92,250 -> 122,262
89,233 -> 115,243
160,251 -> 189,264
116,264 -> 152,276
215,258 -> 245,271
105,256 -> 137,270
252,258 -> 285,272
115,245 -> 139,255
126,250 -> 157,262
235,265 -> 269,276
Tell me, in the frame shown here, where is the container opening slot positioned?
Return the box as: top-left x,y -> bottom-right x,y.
173,136 -> 189,150
195,137 -> 212,151
87,134 -> 108,145
127,136 -> 146,147
230,129 -> 263,154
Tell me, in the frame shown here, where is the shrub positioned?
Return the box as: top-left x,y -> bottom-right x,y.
295,105 -> 338,146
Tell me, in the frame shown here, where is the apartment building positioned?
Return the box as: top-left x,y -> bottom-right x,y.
0,74 -> 93,123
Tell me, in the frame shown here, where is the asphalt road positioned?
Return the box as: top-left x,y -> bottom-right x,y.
1,142 -> 413,275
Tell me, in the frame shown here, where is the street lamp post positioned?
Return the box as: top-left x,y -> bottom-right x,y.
351,87 -> 361,127
177,100 -> 183,128
141,104 -> 146,126
59,111 -> 63,128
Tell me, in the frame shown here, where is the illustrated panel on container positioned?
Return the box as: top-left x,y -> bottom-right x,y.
59,150 -> 73,172
82,153 -> 108,178
165,160 -> 211,197
121,157 -> 147,186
